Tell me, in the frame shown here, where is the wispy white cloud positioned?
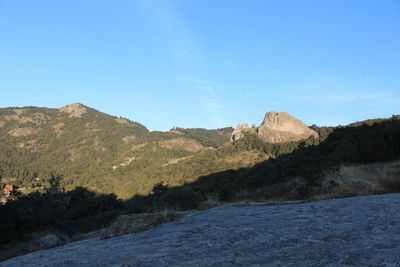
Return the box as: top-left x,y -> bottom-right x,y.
192,78 -> 208,84
225,60 -> 238,68
173,49 -> 190,58
139,0 -> 204,74
244,91 -> 400,105
194,80 -> 229,127
139,0 -> 230,128
292,93 -> 400,105
197,85 -> 213,92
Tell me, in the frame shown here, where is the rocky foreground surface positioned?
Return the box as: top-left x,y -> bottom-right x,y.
2,194 -> 400,266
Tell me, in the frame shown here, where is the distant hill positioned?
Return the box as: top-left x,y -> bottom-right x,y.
1,104 -> 399,201
0,103 -> 234,198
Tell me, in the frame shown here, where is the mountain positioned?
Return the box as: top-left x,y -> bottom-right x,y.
2,104 -> 398,203
231,111 -> 318,143
0,103 -> 233,198
1,105 -> 400,252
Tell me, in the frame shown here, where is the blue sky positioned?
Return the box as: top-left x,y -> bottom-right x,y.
0,0 -> 399,131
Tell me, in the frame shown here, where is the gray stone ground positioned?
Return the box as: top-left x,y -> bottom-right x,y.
2,194 -> 400,267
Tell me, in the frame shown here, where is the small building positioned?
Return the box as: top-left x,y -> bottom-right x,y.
3,184 -> 13,197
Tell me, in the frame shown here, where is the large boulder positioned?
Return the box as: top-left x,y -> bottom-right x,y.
38,234 -> 63,249
231,111 -> 318,143
230,124 -> 250,142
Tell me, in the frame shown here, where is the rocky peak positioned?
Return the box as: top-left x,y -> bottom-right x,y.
260,111 -> 317,136
231,124 -> 250,142
231,111 -> 318,143
59,103 -> 87,118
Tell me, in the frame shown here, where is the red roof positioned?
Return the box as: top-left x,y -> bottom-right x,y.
3,184 -> 13,192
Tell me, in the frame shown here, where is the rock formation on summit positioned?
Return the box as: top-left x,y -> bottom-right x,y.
231,111 -> 318,143
230,124 -> 250,142
59,103 -> 87,118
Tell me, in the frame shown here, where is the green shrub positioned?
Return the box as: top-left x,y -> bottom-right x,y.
160,186 -> 203,210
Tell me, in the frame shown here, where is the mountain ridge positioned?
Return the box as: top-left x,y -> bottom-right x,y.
1,103 -> 398,201
0,103 -> 234,198
1,104 -> 400,256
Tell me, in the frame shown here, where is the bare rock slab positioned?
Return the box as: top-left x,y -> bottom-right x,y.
2,194 -> 400,266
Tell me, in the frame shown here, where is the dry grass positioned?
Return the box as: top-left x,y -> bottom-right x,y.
222,150 -> 269,165
115,118 -> 131,125
101,210 -> 182,240
197,195 -> 220,210
234,177 -> 310,201
122,135 -> 136,143
159,138 -> 204,152
0,231 -> 70,262
58,103 -> 87,118
68,148 -> 81,162
162,155 -> 194,167
315,161 -> 400,199
8,127 -> 38,137
232,161 -> 400,203
131,142 -> 148,151
52,122 -> 65,137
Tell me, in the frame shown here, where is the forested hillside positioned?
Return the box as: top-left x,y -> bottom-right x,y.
1,104 -> 399,203
1,104 -> 399,252
123,115 -> 400,213
0,103 -> 233,198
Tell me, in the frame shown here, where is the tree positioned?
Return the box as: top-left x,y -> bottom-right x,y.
151,182 -> 169,197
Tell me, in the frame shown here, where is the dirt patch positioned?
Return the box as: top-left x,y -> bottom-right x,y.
52,122 -> 65,137
79,139 -> 88,145
123,136 -> 136,143
113,157 -> 136,170
4,111 -> 48,125
168,130 -> 184,135
4,109 -> 24,121
85,128 -> 101,132
16,143 -> 23,148
115,118 -> 131,125
131,142 -> 147,151
4,114 -> 32,123
8,127 -> 38,137
16,140 -> 37,149
68,148 -> 81,162
0,121 -> 4,127
59,103 -> 87,118
4,115 -> 15,121
159,138 -> 204,152
163,156 -> 193,166
121,157 -> 135,166
93,137 -> 106,151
